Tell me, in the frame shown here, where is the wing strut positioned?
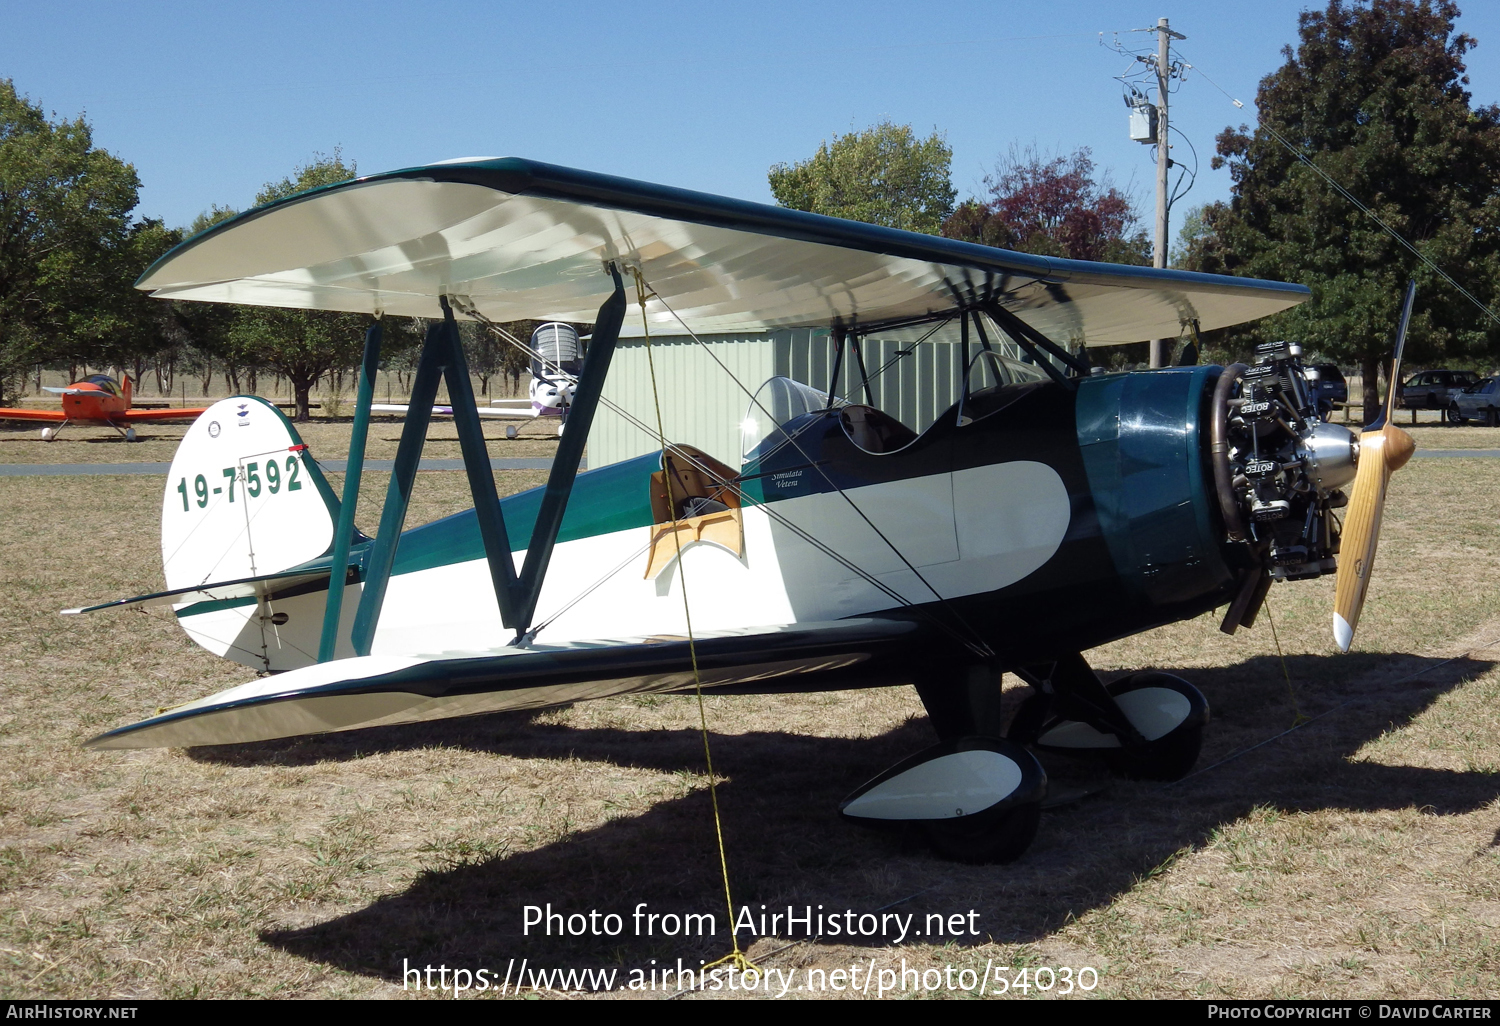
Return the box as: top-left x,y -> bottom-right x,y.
511,266 -> 627,636
348,266 -> 626,655
318,320 -> 382,662
982,302 -> 1092,382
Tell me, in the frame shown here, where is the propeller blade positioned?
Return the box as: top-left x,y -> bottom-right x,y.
1332,423 -> 1414,651
1333,280 -> 1418,652
1371,280 -> 1417,430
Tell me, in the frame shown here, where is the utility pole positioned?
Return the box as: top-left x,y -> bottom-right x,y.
1149,17 -> 1185,368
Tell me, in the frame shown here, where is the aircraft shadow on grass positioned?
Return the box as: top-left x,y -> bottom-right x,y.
228,650 -> 1499,979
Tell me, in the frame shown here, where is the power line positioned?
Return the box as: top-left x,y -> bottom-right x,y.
1181,56 -> 1500,329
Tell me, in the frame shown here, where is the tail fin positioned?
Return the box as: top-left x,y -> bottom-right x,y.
161,397 -> 342,590
162,397 -> 351,671
122,374 -> 132,406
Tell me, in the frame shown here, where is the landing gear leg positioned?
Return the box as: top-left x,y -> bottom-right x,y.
912,662 -> 1006,739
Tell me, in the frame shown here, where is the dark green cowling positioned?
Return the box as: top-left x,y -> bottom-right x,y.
1076,366 -> 1237,607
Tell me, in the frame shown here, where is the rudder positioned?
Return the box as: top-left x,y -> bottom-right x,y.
162,397 -> 346,670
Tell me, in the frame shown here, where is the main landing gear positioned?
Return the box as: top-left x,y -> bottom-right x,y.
839,653 -> 1208,863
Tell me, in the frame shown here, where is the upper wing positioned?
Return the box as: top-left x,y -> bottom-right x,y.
0,407 -> 67,423
87,617 -> 938,749
118,407 -> 211,422
137,158 -> 1309,347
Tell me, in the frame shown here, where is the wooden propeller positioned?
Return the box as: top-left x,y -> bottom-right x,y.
1332,282 -> 1417,652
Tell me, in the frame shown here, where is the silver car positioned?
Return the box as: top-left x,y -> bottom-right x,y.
1450,377 -> 1500,425
1403,369 -> 1480,409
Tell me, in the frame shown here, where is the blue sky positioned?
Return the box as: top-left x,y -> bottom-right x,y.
4,1 -> 1498,239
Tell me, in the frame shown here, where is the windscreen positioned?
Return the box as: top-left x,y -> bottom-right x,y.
740,376 -> 842,466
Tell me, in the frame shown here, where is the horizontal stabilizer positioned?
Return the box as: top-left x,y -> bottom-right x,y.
63,565 -> 346,615
88,617 -> 933,749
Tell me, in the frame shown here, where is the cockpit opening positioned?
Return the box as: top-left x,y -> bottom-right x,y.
645,444 -> 744,580
840,404 -> 918,454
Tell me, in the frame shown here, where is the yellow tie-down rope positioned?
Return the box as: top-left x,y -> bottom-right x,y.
632,269 -> 758,976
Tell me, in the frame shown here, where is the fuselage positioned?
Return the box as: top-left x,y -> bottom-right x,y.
60,378 -> 131,421
174,367 -> 1248,678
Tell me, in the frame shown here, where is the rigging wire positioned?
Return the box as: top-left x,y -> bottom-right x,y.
629,277 -> 995,658
852,318 -> 953,399
451,301 -> 979,650
1181,55 -> 1500,329
630,269 -> 757,977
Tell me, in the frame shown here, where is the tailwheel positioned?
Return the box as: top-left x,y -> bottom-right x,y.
840,736 -> 1047,864
1098,673 -> 1210,781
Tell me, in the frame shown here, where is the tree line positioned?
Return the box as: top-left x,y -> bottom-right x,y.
3,1 -> 1497,422
768,1 -> 1500,415
0,103 -> 533,419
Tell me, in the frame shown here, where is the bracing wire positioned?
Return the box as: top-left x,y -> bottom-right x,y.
630,269 -> 757,976
454,299 -> 993,656
627,278 -> 995,659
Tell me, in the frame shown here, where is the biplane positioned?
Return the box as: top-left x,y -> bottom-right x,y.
0,373 -> 208,440
69,158 -> 1414,862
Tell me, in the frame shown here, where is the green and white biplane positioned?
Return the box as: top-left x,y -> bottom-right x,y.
72,158 -> 1414,862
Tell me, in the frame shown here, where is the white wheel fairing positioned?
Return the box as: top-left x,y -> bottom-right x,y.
1036,686 -> 1193,748
1116,686 -> 1193,741
841,749 -> 1024,821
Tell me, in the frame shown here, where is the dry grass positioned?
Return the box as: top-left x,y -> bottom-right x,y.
1,458 -> 1498,999
1406,424 -> 1500,450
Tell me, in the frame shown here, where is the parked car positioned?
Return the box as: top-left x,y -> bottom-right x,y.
1450,377 -> 1500,425
1306,364 -> 1347,420
1402,369 -> 1480,409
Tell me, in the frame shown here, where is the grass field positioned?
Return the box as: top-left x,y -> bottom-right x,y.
0,416 -> 565,464
1,452 -> 1498,999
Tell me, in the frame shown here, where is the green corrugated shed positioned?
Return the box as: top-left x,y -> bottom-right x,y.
587,320 -> 1030,469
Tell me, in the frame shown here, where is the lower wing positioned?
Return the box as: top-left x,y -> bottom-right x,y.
0,407 -> 66,423
88,617 -> 942,749
118,408 -> 211,422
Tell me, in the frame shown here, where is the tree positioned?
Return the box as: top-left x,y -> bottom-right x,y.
1191,0 -> 1500,419
1171,204 -> 1212,268
941,146 -> 1150,264
768,121 -> 955,234
0,80 -> 143,402
222,152 -> 369,420
103,218 -> 184,388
